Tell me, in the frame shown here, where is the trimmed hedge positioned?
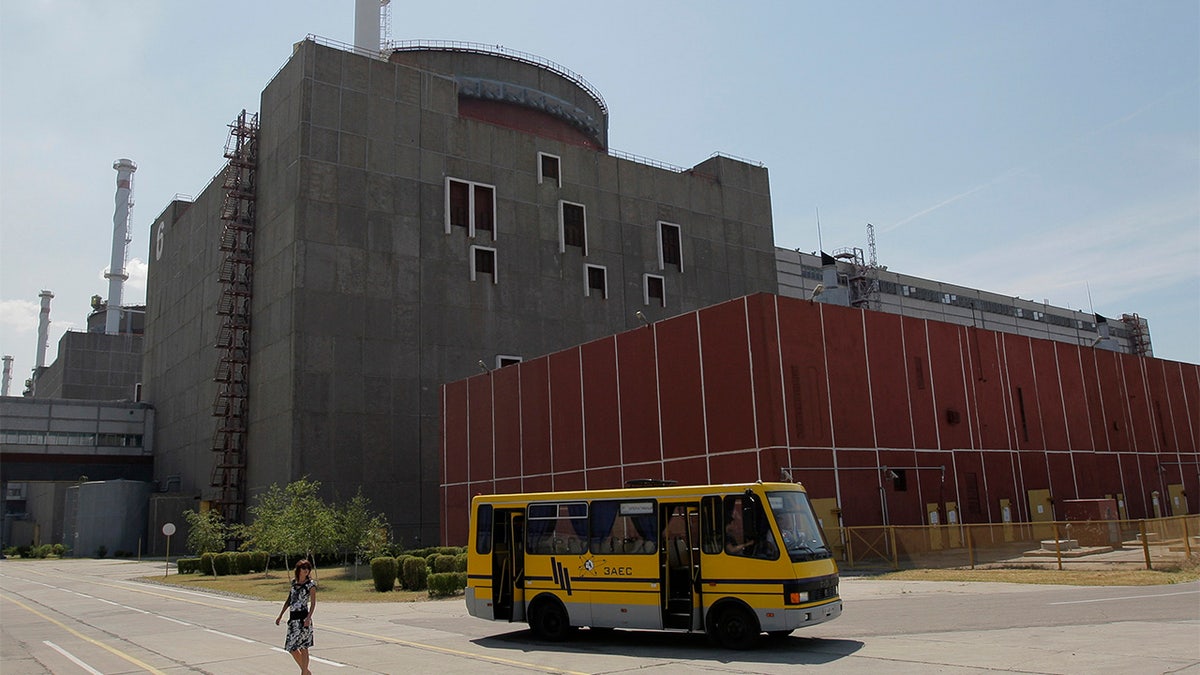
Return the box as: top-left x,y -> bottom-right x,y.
427,572 -> 467,598
431,554 -> 457,574
371,557 -> 398,592
200,552 -> 217,575
401,556 -> 428,591
234,551 -> 252,575
452,553 -> 467,572
212,552 -> 233,576
177,557 -> 202,574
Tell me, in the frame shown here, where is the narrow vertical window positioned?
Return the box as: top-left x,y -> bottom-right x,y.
538,152 -> 561,187
585,264 -> 607,299
644,274 -> 665,307
560,201 -> 587,254
658,221 -> 682,271
448,179 -> 470,230
474,185 -> 494,235
471,245 -> 497,283
913,356 -> 926,390
1016,386 -> 1029,443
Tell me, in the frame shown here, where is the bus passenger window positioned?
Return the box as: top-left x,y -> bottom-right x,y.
475,504 -> 493,554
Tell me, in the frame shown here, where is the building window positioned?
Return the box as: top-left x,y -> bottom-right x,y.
560,201 -> 587,254
497,355 -> 522,368
445,177 -> 496,239
585,264 -> 607,299
538,152 -> 561,187
471,245 -> 497,283
658,221 -> 682,271
644,274 -> 665,307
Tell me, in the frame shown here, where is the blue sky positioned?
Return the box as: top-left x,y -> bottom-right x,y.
1,1 -> 1197,384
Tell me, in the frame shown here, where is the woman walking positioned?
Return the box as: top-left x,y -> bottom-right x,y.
276,559 -> 317,674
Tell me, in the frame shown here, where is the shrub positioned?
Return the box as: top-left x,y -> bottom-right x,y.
200,552 -> 217,575
432,554 -> 457,574
370,557 -> 398,592
95,545 -> 107,558
177,557 -> 201,574
234,551 -> 253,575
31,544 -> 53,559
453,553 -> 467,572
249,551 -> 269,573
427,572 -> 467,598
215,552 -> 236,575
401,556 -> 428,591
425,553 -> 439,569
52,543 -> 67,557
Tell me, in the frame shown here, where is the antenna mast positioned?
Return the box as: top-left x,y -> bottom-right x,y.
866,222 -> 881,310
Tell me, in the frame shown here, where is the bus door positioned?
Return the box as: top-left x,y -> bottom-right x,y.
491,509 -> 525,622
660,502 -> 700,630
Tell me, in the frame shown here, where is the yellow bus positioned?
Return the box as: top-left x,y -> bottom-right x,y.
465,481 -> 841,648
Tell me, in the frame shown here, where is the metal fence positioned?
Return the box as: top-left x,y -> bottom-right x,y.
835,515 -> 1199,571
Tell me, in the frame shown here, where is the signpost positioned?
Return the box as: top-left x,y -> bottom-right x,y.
162,522 -> 176,577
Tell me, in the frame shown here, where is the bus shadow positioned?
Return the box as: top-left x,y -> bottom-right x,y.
472,628 -> 863,665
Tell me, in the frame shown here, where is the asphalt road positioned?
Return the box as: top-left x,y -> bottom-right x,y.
1,559 -> 1197,674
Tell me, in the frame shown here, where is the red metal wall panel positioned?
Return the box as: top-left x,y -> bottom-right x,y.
664,456 -> 709,485
708,450 -> 760,485
655,314 -> 706,459
1092,350 -> 1133,452
971,330 -> 1012,450
699,299 -> 758,454
821,306 -> 874,448
1119,353 -> 1157,454
1054,343 -> 1095,451
1078,348 -> 1112,452
615,327 -> 660,466
1001,333 -> 1044,451
580,337 -> 621,470
864,312 -> 914,449
467,376 -> 494,483
443,483 -> 469,546
776,296 -> 831,447
746,294 -> 788,449
901,317 -> 939,449
1031,339 -> 1070,451
493,365 -> 522,479
519,358 -> 552,476
549,349 -> 584,473
927,321 -> 972,450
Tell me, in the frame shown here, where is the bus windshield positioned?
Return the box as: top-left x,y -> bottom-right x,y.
766,490 -> 832,562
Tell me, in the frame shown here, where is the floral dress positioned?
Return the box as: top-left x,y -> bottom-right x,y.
283,578 -> 316,652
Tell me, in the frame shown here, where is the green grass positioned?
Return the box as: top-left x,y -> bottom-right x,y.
147,565 -> 448,602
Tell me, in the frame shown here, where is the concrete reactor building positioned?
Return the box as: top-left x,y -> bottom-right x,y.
142,35 -> 777,546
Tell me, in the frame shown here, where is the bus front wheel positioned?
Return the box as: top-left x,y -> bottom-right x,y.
707,604 -> 761,650
529,597 -> 573,642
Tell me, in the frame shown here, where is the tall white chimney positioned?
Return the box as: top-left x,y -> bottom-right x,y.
105,158 -> 136,334
2,355 -> 13,396
35,290 -> 53,369
354,0 -> 383,52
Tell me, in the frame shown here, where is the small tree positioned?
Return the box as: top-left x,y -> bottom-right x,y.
183,508 -> 227,575
335,489 -> 390,579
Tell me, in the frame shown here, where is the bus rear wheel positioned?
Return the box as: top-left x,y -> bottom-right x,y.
708,604 -> 760,650
529,598 -> 573,641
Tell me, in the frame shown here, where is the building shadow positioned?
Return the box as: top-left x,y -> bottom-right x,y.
472,627 -> 863,665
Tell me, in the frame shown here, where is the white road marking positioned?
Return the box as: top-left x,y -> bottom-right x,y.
206,628 -> 257,643
43,640 -> 103,675
271,647 -> 348,667
1049,589 -> 1198,605
157,615 -> 192,626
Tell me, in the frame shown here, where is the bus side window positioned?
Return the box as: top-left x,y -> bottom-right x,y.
700,496 -> 722,554
476,504 -> 493,554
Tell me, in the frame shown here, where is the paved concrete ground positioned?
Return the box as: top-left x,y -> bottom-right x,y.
1,559 -> 1197,674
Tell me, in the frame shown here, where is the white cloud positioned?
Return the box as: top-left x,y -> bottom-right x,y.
0,299 -> 39,332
